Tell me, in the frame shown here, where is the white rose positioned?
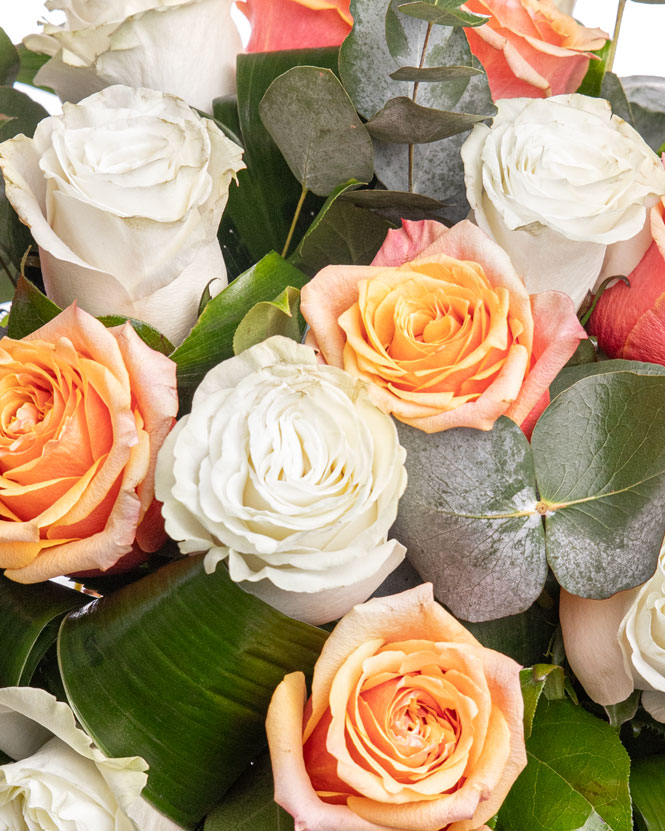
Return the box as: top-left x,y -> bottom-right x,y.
0,686 -> 181,831
462,94 -> 665,309
24,0 -> 241,112
155,336 -> 408,625
0,85 -> 244,344
561,545 -> 665,721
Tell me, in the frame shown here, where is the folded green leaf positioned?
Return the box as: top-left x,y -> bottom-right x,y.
390,65 -> 483,81
398,1 -> 489,27
0,29 -> 19,87
576,40 -> 611,98
365,97 -> 488,143
58,555 -> 327,829
232,286 -> 303,355
632,755 -> 665,831
519,665 -> 565,740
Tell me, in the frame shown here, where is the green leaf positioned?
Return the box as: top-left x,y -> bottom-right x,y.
171,252 -> 309,413
621,75 -> 665,151
397,0 -> 489,27
259,67 -> 373,198
365,96 -> 488,143
0,85 -> 48,142
390,64 -> 482,81
7,273 -> 61,338
15,45 -> 51,90
233,286 -> 303,355
601,72 -> 635,125
520,664 -> 565,740
58,555 -> 327,829
204,753 -> 294,831
632,756 -> 665,831
576,41 -> 611,98
97,316 -> 174,356
604,691 -> 640,730
0,29 -> 19,87
550,359 -> 665,401
630,0 -> 665,4
497,698 -> 632,831
211,95 -> 244,148
533,372 -> 665,598
0,574 -> 87,686
339,188 -> 447,221
392,418 -> 547,622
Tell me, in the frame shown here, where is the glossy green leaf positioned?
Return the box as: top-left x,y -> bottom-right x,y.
0,85 -> 49,142
7,274 -> 61,338
622,75 -> 665,151
171,252 -> 309,413
519,665 -> 565,740
397,0 -> 489,27
533,372 -> 665,598
497,698 -> 632,831
204,753 -> 294,831
58,555 -> 327,829
366,96 -> 488,143
233,286 -> 302,354
15,45 -> 51,90
632,756 -> 665,831
576,41 -> 611,98
550,359 -> 665,400
97,315 -> 174,356
0,574 -> 87,686
390,64 -> 482,81
393,418 -> 547,622
0,29 -> 19,87
260,67 -> 373,197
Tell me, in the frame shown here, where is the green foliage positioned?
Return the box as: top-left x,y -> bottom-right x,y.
0,28 -> 19,87
97,316 -> 174,356
397,0 -> 489,27
632,756 -> 665,830
520,664 -> 566,740
576,41 -> 611,98
365,97 -> 487,143
0,86 -> 49,142
233,286 -> 303,354
15,44 -> 50,89
621,75 -> 665,151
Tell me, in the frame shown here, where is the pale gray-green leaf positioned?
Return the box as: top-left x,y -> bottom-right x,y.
397,1 -> 489,27
390,65 -> 482,82
365,97 -> 488,143
601,72 -> 634,125
550,359 -> 665,401
621,75 -> 665,151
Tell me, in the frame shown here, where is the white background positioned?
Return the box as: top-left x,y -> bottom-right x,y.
0,0 -> 664,113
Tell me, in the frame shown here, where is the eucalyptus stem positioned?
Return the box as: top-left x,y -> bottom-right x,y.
282,185 -> 308,258
607,0 -> 627,74
408,22 -> 433,193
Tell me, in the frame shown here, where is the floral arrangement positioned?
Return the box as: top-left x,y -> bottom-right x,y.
0,0 -> 665,829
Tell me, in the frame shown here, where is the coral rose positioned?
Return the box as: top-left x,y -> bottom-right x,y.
238,0 -> 352,52
589,199 -> 665,364
0,304 -> 177,583
463,0 -> 607,100
266,584 -> 526,831
301,219 -> 585,433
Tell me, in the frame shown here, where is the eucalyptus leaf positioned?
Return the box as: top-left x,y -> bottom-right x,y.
58,555 -> 327,829
397,0 -> 489,27
601,72 -> 635,124
259,67 -> 374,197
365,97 -> 488,143
0,86 -> 49,142
497,698 -> 632,831
0,29 -> 19,87
621,75 -> 665,151
390,65 -> 482,82
392,418 -> 547,622
550,359 -> 665,401
632,756 -> 665,831
171,252 -> 309,413
233,286 -> 303,354
339,188 -> 447,221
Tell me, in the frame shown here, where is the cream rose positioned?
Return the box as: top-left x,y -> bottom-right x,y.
462,94 -> 665,310
155,336 -> 407,625
561,545 -> 665,722
0,686 -> 180,831
24,0 -> 241,112
0,85 -> 244,344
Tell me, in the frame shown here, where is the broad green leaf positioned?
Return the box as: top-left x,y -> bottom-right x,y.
392,418 -> 547,622
497,698 -> 631,831
576,41 -> 611,98
398,0 -> 489,27
0,574 -> 87,686
390,64 -> 482,81
7,273 -> 61,338
260,67 -> 373,197
97,315 -> 174,356
15,45 -> 51,89
0,29 -> 19,87
0,86 -> 48,142
519,664 -> 565,739
233,286 -> 303,354
533,372 -> 665,598
218,49 -> 337,275
171,252 -> 309,413
204,754 -> 294,831
632,756 -> 665,831
58,555 -> 327,829
621,75 -> 665,151
365,96 -> 488,143
601,72 -> 635,124
550,359 -> 665,401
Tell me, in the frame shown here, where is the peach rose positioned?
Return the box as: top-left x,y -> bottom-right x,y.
301,220 -> 585,433
0,304 -> 178,583
238,0 -> 352,52
266,584 -> 526,831
463,0 -> 608,99
589,199 -> 665,365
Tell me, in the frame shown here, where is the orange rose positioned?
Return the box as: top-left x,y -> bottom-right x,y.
239,0 -> 352,52
301,220 -> 585,433
464,0 -> 608,99
0,304 -> 178,583
266,584 -> 526,831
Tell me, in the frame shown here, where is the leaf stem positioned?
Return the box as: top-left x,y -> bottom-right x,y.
281,185 -> 308,258
409,22 -> 433,193
607,0 -> 627,74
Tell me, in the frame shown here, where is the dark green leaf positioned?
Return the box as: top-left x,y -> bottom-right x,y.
604,691 -> 640,729
211,95 -> 244,147
97,316 -> 174,356
0,186 -> 35,272
632,756 -> 665,831
390,64 -> 482,81
601,72 -> 635,124
8,273 -> 61,338
204,754 -> 294,831
58,555 -> 327,829
533,372 -> 665,598
171,252 -> 309,413
550,359 -> 665,401
15,45 -> 51,90
365,96 -> 488,143
622,75 -> 665,151
398,0 -> 489,27
0,574 -> 87,686
0,29 -> 19,87
233,286 -> 303,354
520,664 -> 565,740
393,418 -> 547,622
576,41 -> 611,98
498,698 -> 632,831
563,338 -> 597,369
0,85 -> 48,142
339,188 -> 447,221
260,67 -> 373,197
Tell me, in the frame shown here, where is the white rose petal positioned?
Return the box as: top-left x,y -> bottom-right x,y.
24,0 -> 241,112
0,85 -> 244,344
155,336 -> 408,625
462,94 -> 665,309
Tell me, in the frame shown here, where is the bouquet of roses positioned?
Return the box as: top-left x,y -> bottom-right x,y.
1,0 -> 665,829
